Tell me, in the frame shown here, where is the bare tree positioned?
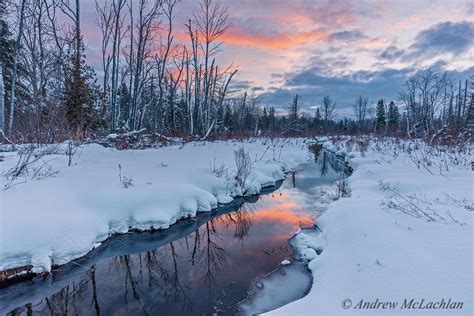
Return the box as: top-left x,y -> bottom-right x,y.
128,0 -> 162,130
110,0 -> 127,130
154,0 -> 177,132
0,62 -> 6,140
321,95 -> 336,129
195,0 -> 229,133
8,0 -> 27,135
353,96 -> 368,131
185,0 -> 232,136
95,0 -> 114,117
400,69 -> 448,135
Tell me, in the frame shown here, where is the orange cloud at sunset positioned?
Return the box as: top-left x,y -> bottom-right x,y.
220,28 -> 330,50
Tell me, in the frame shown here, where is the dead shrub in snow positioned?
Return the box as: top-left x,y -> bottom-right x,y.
210,158 -> 228,178
336,172 -> 350,198
355,138 -> 369,156
3,144 -> 59,190
118,164 -> 134,188
234,147 -> 252,188
379,180 -> 465,225
65,140 -> 80,167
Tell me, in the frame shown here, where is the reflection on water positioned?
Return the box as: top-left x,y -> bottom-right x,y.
2,161 -> 338,315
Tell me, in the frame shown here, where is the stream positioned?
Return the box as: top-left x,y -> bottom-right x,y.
1,158 -> 340,315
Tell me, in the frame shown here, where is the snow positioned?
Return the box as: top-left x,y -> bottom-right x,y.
0,138 -> 312,274
239,261 -> 312,315
1,137 -> 472,315
269,138 -> 473,315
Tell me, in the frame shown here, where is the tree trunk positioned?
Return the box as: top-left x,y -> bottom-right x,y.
0,62 -> 4,133
8,0 -> 27,134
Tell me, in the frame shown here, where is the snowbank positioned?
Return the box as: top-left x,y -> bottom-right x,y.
0,138 -> 312,274
270,139 -> 473,315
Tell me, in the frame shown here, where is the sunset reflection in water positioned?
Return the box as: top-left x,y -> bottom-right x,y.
4,163 -> 333,316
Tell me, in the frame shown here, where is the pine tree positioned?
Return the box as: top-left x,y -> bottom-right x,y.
287,94 -> 300,132
63,32 -> 102,137
261,107 -> 269,132
313,107 -> 321,131
269,107 -> 276,132
375,99 -> 386,133
387,101 -> 400,135
223,103 -> 233,132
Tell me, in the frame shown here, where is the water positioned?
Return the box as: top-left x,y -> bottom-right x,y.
1,161 -> 339,315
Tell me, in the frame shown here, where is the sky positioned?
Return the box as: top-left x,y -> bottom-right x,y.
80,0 -> 474,117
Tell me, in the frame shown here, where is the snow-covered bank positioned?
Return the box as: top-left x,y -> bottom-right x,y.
0,139 -> 312,275
270,138 -> 473,315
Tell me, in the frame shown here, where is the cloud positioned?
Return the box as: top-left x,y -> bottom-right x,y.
259,68 -> 414,113
329,29 -> 367,41
467,3 -> 474,14
379,45 -> 405,61
220,27 -> 329,49
299,55 -> 354,77
326,29 -> 388,48
407,21 -> 474,59
229,80 -> 254,90
258,63 -> 474,116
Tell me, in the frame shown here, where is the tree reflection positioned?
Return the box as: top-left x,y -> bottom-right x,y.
10,204 -> 258,315
200,221 -> 228,291
25,266 -> 102,315
224,204 -> 254,241
319,151 -> 328,177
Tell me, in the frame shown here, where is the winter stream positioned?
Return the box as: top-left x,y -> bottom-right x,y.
1,159 -> 340,315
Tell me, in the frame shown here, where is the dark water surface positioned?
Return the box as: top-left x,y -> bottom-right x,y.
1,161 -> 338,315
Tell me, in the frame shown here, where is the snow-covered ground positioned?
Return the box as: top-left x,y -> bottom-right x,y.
0,138 -> 312,274
270,138 -> 473,315
1,137 -> 472,316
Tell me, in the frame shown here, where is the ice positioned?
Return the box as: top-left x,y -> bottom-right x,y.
238,261 -> 312,315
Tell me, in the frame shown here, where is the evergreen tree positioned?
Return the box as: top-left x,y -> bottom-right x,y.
349,119 -> 358,135
387,101 -> 400,134
261,107 -> 269,131
223,103 -> 233,132
63,33 -> 102,136
313,107 -> 321,131
287,94 -> 300,132
375,99 -> 386,133
269,107 -> 276,131
176,98 -> 189,133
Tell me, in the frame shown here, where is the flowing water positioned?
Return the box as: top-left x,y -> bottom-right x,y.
1,159 -> 340,315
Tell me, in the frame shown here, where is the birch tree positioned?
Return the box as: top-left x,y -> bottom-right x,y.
8,0 -> 27,134
0,63 -> 5,138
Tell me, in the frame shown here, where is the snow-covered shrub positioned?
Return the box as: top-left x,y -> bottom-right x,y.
234,147 -> 252,189
336,172 -> 350,198
118,164 -> 134,188
355,138 -> 368,156
379,180 -> 465,225
65,140 -> 80,167
3,144 -> 58,190
210,158 -> 228,178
